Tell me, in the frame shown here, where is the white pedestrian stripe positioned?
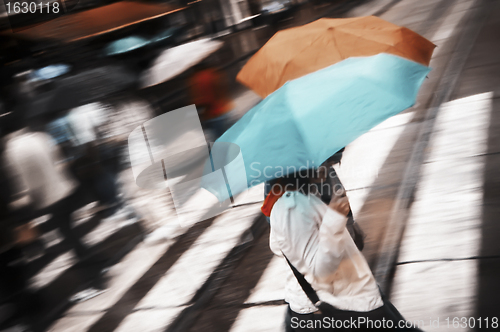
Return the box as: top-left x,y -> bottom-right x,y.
30,251 -> 77,290
337,112 -> 414,217
244,256 -> 288,305
230,305 -> 288,332
83,210 -> 138,247
391,92 -> 492,332
48,313 -> 103,332
48,241 -> 172,332
115,307 -> 187,332
114,186 -> 264,331
28,212 -> 139,292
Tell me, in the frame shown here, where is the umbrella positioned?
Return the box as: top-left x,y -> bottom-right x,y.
30,64 -> 71,80
237,16 -> 435,98
103,36 -> 150,56
28,65 -> 135,118
140,38 -> 223,88
150,27 -> 182,46
202,54 -> 430,201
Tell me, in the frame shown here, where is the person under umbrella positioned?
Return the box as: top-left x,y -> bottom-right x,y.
200,53 -> 432,331
263,147 -> 366,251
262,169 -> 422,331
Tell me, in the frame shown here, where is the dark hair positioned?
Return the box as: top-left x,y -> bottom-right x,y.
267,168 -> 318,196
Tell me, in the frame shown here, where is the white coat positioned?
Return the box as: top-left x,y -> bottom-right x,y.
269,191 -> 383,314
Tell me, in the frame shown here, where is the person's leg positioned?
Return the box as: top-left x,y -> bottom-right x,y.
330,304 -> 423,331
284,306 -> 295,332
49,191 -> 89,259
0,247 -> 26,300
52,210 -> 88,259
379,300 -> 424,331
285,306 -> 316,332
0,246 -> 42,327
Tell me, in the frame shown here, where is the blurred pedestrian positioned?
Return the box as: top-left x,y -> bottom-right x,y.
46,102 -> 140,222
188,62 -> 234,140
0,109 -> 43,329
262,170 -> 421,331
4,116 -> 91,260
66,103 -> 119,211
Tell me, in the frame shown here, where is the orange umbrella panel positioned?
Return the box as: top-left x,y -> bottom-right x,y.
237,16 -> 435,98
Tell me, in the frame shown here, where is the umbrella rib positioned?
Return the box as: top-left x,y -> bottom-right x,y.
274,33 -> 330,90
328,29 -> 343,59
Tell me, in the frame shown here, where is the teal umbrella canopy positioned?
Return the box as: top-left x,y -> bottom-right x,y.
104,36 -> 149,56
202,53 -> 430,201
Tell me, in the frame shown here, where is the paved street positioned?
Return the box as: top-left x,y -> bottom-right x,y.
19,0 -> 500,331
391,1 -> 500,329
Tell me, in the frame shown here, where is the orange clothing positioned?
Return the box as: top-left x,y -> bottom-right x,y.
189,68 -> 233,120
261,183 -> 286,217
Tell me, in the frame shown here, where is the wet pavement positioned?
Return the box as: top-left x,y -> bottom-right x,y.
391,0 -> 500,329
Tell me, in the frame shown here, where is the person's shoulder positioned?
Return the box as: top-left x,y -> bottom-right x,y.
6,131 -> 34,148
271,191 -> 323,231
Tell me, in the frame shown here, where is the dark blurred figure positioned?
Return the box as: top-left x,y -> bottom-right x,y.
64,103 -> 120,212
318,148 -> 365,251
0,108 -> 43,330
189,62 -> 234,140
4,114 -> 92,260
48,102 -> 140,221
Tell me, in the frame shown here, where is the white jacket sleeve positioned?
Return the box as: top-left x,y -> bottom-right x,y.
312,207 -> 348,279
270,192 -> 348,280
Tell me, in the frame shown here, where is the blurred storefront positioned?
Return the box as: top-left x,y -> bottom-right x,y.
185,0 -> 253,34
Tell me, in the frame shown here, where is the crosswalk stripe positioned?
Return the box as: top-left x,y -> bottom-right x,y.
116,187 -> 263,331
230,305 -> 288,332
243,256 -> 288,305
116,307 -> 188,332
26,213 -> 102,279
85,217 -> 214,332
390,92 -> 492,329
45,175 -> 261,332
27,212 -> 141,291
29,251 -> 77,290
336,112 -> 414,218
48,240 -> 171,332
